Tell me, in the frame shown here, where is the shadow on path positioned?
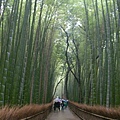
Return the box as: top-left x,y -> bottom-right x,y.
46,107 -> 80,120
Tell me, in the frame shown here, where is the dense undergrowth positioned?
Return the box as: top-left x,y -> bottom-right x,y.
69,101 -> 120,119
0,102 -> 52,120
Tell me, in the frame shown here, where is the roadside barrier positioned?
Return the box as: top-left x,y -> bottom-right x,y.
21,105 -> 52,120
69,101 -> 119,120
0,102 -> 52,120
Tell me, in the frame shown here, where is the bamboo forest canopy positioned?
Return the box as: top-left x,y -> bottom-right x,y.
0,0 -> 120,108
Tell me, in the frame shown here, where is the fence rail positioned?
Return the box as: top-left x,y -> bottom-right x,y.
21,105 -> 52,120
69,102 -> 117,120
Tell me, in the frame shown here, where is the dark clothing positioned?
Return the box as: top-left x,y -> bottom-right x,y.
54,102 -> 60,111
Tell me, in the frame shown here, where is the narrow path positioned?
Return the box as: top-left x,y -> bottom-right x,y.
46,107 -> 81,120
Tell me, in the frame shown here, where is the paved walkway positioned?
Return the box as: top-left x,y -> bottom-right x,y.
46,107 -> 80,120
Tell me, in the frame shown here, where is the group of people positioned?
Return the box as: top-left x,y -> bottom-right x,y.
53,96 -> 68,111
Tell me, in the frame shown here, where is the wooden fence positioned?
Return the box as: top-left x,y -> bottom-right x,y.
69,101 -> 118,120
21,105 -> 52,120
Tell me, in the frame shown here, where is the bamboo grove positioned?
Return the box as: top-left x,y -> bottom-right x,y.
0,0 -> 58,106
0,0 -> 120,108
64,0 -> 120,108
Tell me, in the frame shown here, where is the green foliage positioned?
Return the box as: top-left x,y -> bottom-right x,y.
0,0 -> 119,108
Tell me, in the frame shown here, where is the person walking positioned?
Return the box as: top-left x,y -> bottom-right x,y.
53,96 -> 61,111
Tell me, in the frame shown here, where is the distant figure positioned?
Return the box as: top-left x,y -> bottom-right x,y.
53,96 -> 61,111
61,99 -> 68,110
61,99 -> 65,110
64,99 -> 68,108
